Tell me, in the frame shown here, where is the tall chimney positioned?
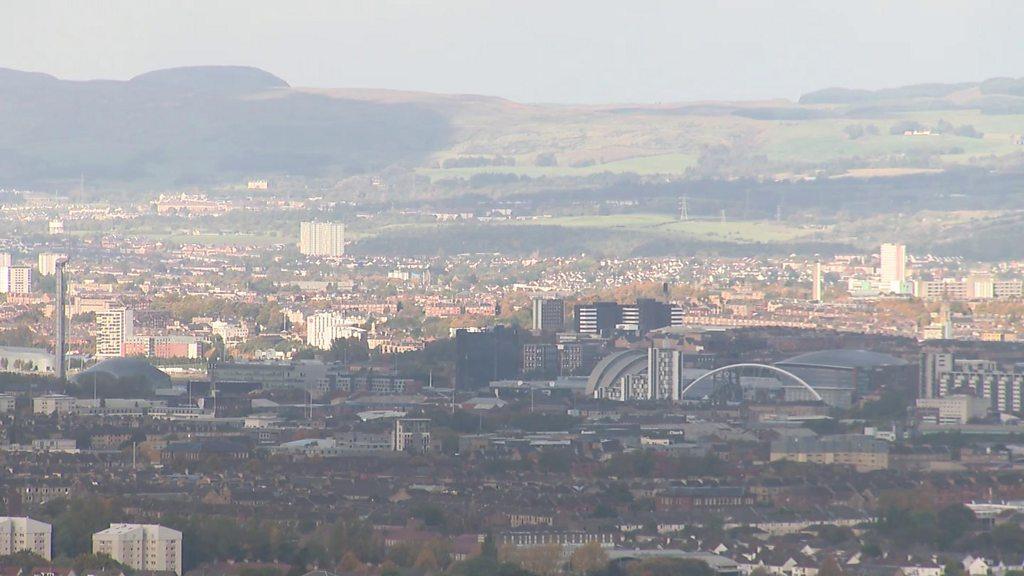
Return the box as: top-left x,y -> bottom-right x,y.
55,258 -> 68,382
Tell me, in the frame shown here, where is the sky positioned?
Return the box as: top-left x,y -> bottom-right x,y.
3,0 -> 1023,104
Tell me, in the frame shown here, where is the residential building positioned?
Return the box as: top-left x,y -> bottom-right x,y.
306,312 -> 364,350
879,243 -> 907,293
811,261 -> 823,301
299,221 -> 345,257
208,320 -> 249,345
0,266 -> 32,294
393,418 -> 431,453
920,351 -> 1024,413
0,517 -> 52,560
96,308 -> 133,358
648,347 -> 684,401
93,524 -> 182,575
36,253 -> 67,276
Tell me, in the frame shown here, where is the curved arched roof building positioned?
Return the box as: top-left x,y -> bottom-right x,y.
586,349 -> 648,396
774,349 -> 910,408
72,358 -> 171,392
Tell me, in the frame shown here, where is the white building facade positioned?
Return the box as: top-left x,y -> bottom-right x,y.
93,523 -> 183,575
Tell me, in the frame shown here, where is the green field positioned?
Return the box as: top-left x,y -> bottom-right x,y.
533,214 -> 821,243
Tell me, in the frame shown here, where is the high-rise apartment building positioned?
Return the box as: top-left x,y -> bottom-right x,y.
0,517 -> 52,561
0,266 -> 32,294
93,524 -> 182,575
299,221 -> 345,257
648,347 -> 684,401
531,297 -> 565,332
811,261 -> 823,301
0,253 -> 11,268
879,243 -> 907,292
306,312 -> 363,350
37,252 -> 67,276
96,308 -> 134,358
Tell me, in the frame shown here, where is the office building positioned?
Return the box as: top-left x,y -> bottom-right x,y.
0,266 -> 32,294
0,517 -> 52,560
306,312 -> 364,350
36,253 -> 67,276
574,302 -> 622,337
299,221 -> 345,257
531,297 -> 565,332
879,243 -> 907,293
393,418 -> 431,453
522,343 -> 558,378
916,395 -> 989,425
33,393 -> 76,415
556,333 -> 607,376
93,524 -> 182,575
96,308 -> 133,358
455,325 -> 521,389
574,300 -> 677,338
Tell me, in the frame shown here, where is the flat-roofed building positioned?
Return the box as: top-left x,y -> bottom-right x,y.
33,393 -> 76,415
299,221 -> 345,257
93,523 -> 182,575
0,266 -> 32,294
0,517 -> 52,560
770,434 -> 889,472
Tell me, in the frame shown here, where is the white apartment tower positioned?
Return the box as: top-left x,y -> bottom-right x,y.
0,266 -> 33,294
299,221 -> 345,257
0,517 -> 52,561
879,243 -> 907,292
96,308 -> 134,358
37,253 -> 68,276
811,261 -> 823,302
93,524 -> 182,576
306,312 -> 363,350
648,347 -> 684,401
0,252 -> 11,268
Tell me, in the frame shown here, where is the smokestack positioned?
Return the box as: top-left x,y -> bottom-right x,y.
55,258 -> 68,382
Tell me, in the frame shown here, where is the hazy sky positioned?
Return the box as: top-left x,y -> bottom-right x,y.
3,0 -> 1022,103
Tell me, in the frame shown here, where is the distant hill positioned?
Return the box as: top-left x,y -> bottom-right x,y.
0,66 -> 451,187
4,67 -> 1024,192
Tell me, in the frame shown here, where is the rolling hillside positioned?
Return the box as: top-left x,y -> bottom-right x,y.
2,67 -> 1024,190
